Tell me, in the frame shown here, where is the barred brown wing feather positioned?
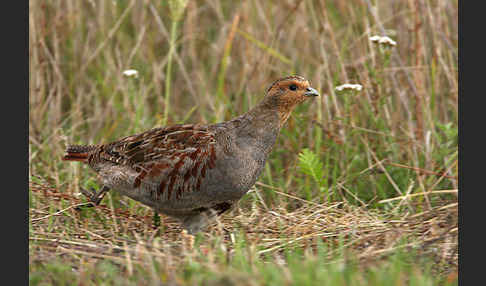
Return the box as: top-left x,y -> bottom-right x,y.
100,125 -> 218,201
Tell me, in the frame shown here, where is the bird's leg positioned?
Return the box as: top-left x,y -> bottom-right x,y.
180,211 -> 216,251
181,229 -> 195,251
182,209 -> 218,235
214,202 -> 233,215
78,185 -> 110,207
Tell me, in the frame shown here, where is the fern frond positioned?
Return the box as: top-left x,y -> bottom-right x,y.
298,148 -> 324,187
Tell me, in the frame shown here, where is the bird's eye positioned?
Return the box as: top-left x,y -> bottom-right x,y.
289,84 -> 297,91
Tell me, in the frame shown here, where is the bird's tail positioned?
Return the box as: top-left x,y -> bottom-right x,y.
62,145 -> 97,162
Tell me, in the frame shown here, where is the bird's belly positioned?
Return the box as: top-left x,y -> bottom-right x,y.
97,154 -> 265,216
113,184 -> 158,209
153,163 -> 259,214
97,166 -> 159,209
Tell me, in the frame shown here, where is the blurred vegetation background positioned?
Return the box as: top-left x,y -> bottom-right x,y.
29,0 -> 458,284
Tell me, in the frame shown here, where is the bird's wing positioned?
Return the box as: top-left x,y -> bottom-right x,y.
99,124 -> 218,200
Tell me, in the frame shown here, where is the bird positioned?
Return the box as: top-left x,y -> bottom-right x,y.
63,75 -> 320,234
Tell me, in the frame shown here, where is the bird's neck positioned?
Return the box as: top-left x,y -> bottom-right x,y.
252,94 -> 298,128
230,100 -> 290,155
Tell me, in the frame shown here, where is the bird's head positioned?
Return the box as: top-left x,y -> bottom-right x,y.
261,75 -> 320,125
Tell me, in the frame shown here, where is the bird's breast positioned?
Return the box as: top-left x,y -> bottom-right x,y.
210,140 -> 270,197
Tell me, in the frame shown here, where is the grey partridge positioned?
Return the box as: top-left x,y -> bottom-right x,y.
63,75 -> 320,234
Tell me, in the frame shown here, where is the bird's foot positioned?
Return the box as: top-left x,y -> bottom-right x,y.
181,229 -> 195,251
75,186 -> 109,210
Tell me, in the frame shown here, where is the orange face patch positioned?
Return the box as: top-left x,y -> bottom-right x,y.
278,80 -> 311,104
262,76 -> 315,126
267,78 -> 311,110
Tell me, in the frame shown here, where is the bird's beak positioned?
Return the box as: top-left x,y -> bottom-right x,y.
304,87 -> 320,97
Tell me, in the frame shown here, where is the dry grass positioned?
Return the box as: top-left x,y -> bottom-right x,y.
29,179 -> 457,284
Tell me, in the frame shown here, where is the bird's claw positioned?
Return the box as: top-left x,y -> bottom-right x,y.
75,186 -> 108,210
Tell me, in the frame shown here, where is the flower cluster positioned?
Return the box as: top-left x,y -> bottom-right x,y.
123,69 -> 139,78
369,35 -> 397,47
335,83 -> 363,92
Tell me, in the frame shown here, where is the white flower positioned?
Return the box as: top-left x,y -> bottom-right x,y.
378,36 -> 397,47
123,69 -> 139,78
369,35 -> 397,47
335,83 -> 363,92
369,35 -> 381,43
